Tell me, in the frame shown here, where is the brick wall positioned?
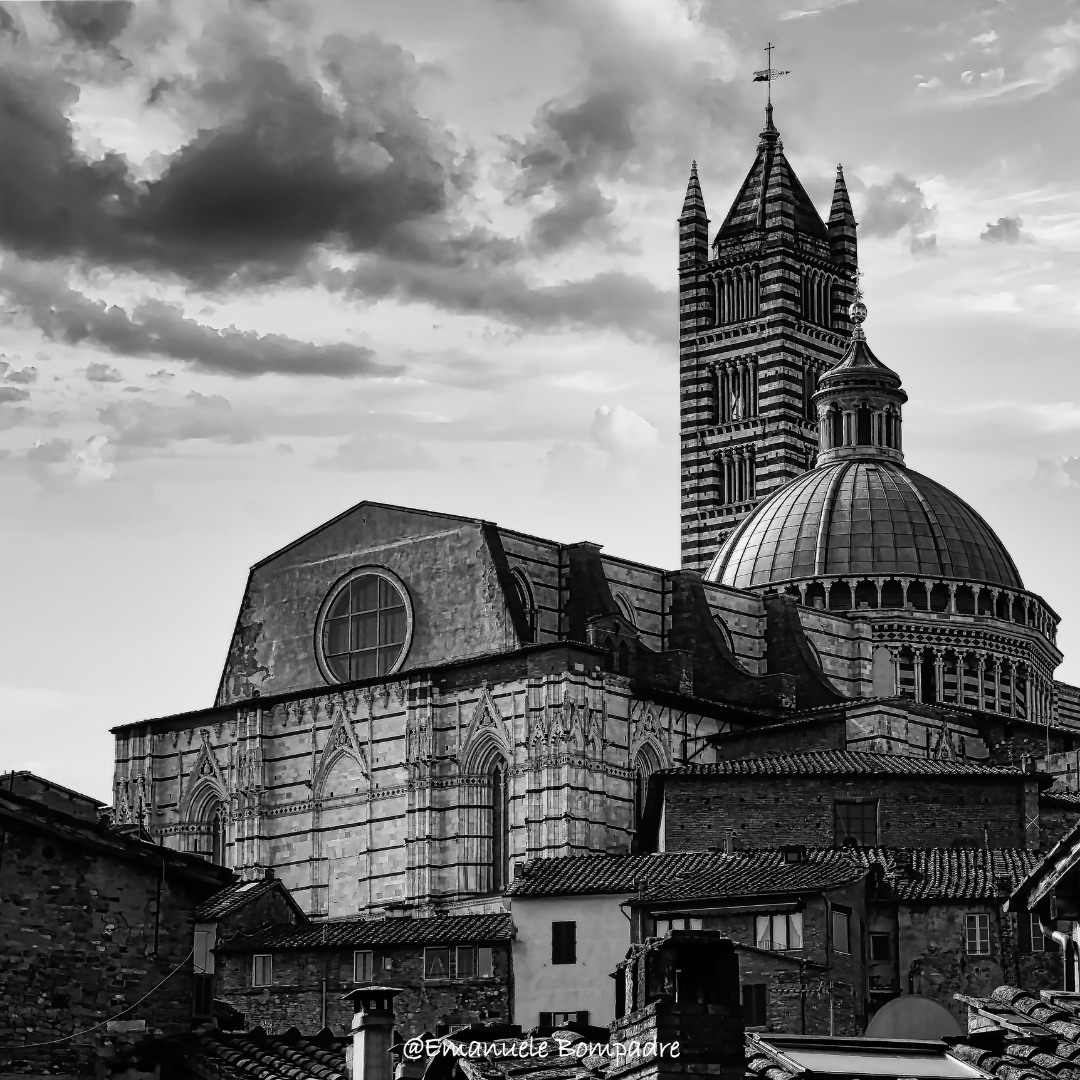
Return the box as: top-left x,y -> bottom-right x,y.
646,882 -> 867,1036
660,774 -> 1028,851
0,819 -> 221,1076
216,943 -> 512,1036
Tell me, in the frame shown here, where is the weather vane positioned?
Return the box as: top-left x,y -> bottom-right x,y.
753,41 -> 790,107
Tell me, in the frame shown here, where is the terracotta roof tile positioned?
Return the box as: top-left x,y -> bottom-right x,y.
507,847 -> 1041,903
665,749 -> 1025,778
185,1028 -> 349,1080
195,879 -> 281,921
217,912 -> 513,953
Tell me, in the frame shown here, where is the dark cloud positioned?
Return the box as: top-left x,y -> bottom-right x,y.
44,2 -> 134,47
858,174 -> 937,254
511,88 -> 636,252
0,385 -> 30,403
981,215 -> 1031,243
0,261 -> 398,378
501,0 -> 747,254
0,29 -> 468,285
84,361 -> 123,383
100,391 -> 256,448
0,5 -> 19,40
347,261 -> 673,341
0,359 -> 37,384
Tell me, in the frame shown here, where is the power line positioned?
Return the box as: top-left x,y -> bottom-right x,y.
0,947 -> 195,1051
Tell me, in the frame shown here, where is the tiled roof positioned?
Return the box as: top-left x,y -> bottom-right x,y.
664,750 -> 1026,779
1042,784 -> 1080,807
185,1027 -> 348,1080
854,848 -> 1042,902
951,985 -> 1080,1080
506,851 -> 723,897
217,912 -> 513,953
636,850 -> 865,902
195,879 -> 282,921
0,789 -> 232,890
508,848 -> 1042,903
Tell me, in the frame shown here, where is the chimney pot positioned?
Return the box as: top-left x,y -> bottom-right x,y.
342,986 -> 405,1080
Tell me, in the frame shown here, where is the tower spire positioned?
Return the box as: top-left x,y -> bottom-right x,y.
678,159 -> 710,266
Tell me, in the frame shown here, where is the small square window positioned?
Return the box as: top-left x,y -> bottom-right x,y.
424,947 -> 451,979
832,909 -> 851,955
834,800 -> 878,846
552,921 -> 576,965
353,950 -> 373,982
1017,912 -> 1045,953
456,946 -> 476,978
252,954 -> 272,987
965,913 -> 991,955
869,932 -> 892,961
743,983 -> 768,1027
755,912 -> 803,951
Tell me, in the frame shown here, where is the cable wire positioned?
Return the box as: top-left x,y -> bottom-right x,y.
0,947 -> 195,1051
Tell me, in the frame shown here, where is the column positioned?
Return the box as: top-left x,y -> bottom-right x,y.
934,653 -> 945,703
977,657 -> 986,711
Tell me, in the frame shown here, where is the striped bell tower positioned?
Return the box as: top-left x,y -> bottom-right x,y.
679,105 -> 859,573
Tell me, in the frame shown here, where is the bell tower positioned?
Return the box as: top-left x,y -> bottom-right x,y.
679,107 -> 859,573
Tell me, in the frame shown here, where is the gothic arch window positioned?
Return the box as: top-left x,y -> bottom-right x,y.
315,566 -> 413,684
713,614 -> 735,653
490,758 -> 509,892
210,804 -> 226,866
509,568 -> 538,643
633,744 -> 662,832
614,593 -> 638,630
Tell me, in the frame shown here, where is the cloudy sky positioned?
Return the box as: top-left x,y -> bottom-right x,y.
2,0 -> 1079,801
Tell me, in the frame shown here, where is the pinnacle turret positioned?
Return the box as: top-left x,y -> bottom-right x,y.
828,164 -> 858,270
813,297 -> 907,466
679,160 -> 710,266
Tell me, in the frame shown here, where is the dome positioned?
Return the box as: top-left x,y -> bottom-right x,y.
706,459 -> 1024,592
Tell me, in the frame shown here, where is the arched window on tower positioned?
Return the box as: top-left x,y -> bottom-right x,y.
829,406 -> 843,449
856,404 -> 873,446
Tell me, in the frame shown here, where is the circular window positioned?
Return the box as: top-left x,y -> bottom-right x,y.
315,568 -> 413,684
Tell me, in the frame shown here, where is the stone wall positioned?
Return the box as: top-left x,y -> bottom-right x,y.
659,774 -> 1031,851
115,659 -> 731,917
899,903 -> 1061,1027
215,942 -> 512,1036
0,819 -> 222,1077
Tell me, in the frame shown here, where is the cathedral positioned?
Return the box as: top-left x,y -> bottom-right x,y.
112,106 -> 1080,920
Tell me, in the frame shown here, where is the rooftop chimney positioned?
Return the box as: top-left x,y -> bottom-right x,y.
343,985 -> 404,1080
610,931 -> 744,1080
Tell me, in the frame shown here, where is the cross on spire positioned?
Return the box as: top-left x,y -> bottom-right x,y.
753,41 -> 790,110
